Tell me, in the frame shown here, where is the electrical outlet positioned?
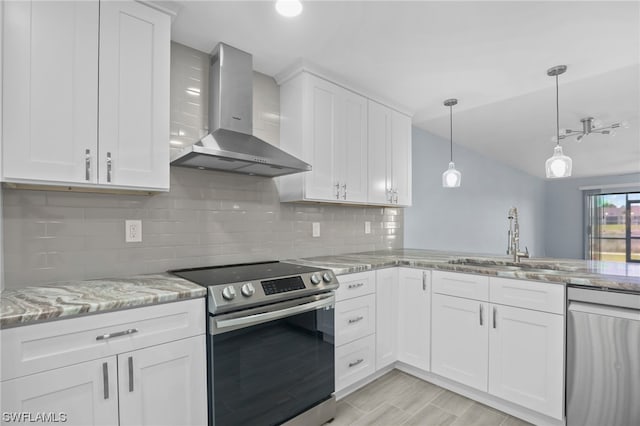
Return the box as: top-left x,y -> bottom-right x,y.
365,221 -> 371,234
312,222 -> 321,238
125,220 -> 142,243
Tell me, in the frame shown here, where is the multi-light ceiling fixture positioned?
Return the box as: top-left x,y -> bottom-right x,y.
545,65 -> 573,179
557,116 -> 628,143
442,98 -> 461,188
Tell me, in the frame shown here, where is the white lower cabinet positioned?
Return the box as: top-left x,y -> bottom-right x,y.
1,357 -> 119,426
118,336 -> 207,426
488,304 -> 564,419
431,293 -> 489,391
0,299 -> 207,426
431,273 -> 565,420
397,268 -> 430,371
335,334 -> 376,392
334,271 -> 376,392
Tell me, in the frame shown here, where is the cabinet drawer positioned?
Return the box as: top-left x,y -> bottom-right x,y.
432,271 -> 489,301
336,271 -> 375,302
1,298 -> 205,381
490,277 -> 565,314
335,294 -> 376,346
335,334 -> 376,392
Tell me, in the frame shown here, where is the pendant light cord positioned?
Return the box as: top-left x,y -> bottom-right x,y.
555,74 -> 560,147
449,105 -> 453,162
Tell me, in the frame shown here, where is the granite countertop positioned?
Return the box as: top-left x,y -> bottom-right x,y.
286,248 -> 640,294
0,274 -> 206,328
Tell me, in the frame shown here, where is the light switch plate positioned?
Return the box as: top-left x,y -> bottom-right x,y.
365,221 -> 371,234
125,220 -> 142,243
312,222 -> 320,238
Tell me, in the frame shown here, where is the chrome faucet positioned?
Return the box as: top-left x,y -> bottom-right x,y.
507,207 -> 529,263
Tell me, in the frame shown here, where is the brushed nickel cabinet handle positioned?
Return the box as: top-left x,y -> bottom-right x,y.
493,307 -> 497,329
96,328 -> 138,341
348,358 -> 364,368
85,149 -> 91,181
102,362 -> 109,399
128,356 -> 134,392
422,271 -> 426,291
348,316 -> 364,324
106,152 -> 112,183
335,182 -> 340,199
348,282 -> 364,289
342,183 -> 347,200
479,304 -> 484,326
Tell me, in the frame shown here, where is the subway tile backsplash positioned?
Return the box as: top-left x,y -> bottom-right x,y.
2,168 -> 402,288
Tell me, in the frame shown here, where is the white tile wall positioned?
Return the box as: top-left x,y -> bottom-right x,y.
1,42 -> 402,289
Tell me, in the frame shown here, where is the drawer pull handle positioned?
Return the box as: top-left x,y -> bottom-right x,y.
348,316 -> 364,324
479,304 -> 484,326
128,356 -> 134,392
493,307 -> 497,329
96,328 -> 138,341
102,362 -> 109,399
348,282 -> 364,289
348,358 -> 364,368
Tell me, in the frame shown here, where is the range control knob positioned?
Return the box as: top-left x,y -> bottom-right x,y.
222,286 -> 236,301
322,272 -> 333,283
241,283 -> 255,297
310,273 -> 321,285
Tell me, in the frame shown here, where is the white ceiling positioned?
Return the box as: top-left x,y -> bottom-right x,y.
169,0 -> 640,179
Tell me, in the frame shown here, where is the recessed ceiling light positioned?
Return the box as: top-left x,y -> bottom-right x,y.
275,0 -> 303,18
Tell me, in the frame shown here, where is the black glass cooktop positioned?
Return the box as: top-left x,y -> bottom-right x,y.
170,261 -> 324,287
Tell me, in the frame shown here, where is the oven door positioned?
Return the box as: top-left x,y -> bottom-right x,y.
209,293 -> 335,426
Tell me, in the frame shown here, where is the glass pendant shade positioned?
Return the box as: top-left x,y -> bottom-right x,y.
442,162 -> 461,187
545,145 -> 572,178
275,0 -> 303,17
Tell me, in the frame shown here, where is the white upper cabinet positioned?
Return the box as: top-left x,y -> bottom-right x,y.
278,69 -> 410,206
279,72 -> 368,203
1,0 -> 170,191
368,101 -> 412,206
98,1 -> 170,190
2,0 -> 99,184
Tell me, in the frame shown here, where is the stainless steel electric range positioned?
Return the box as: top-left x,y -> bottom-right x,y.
171,261 -> 339,426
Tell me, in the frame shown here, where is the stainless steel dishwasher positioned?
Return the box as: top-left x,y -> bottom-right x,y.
567,286 -> 640,426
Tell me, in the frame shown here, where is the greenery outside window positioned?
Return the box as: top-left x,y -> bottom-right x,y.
585,191 -> 640,263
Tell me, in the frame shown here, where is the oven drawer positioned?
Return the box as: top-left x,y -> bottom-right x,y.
334,294 -> 376,346
1,298 -> 205,381
335,271 -> 375,302
336,334 -> 376,392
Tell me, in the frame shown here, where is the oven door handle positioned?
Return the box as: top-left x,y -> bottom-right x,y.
216,294 -> 335,330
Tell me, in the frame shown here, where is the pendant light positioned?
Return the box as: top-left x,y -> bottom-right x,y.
442,98 -> 461,188
545,65 -> 572,178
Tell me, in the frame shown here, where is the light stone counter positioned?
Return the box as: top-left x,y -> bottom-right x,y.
287,249 -> 640,294
0,274 -> 206,328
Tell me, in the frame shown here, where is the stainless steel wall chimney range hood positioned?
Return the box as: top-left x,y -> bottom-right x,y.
170,43 -> 311,177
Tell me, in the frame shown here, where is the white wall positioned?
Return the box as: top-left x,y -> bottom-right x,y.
544,173 -> 640,259
405,127 -> 546,257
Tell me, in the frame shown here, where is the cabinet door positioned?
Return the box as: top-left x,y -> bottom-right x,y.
367,100 -> 393,204
391,111 -> 412,206
1,357 -> 118,426
98,1 -> 170,190
303,75 -> 340,200
342,91 -> 368,203
2,0 -> 98,183
432,293 -> 488,391
397,268 -> 430,371
375,268 -> 398,369
488,304 -> 564,419
118,336 -> 207,426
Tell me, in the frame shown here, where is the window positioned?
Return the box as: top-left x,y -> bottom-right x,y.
586,192 -> 640,263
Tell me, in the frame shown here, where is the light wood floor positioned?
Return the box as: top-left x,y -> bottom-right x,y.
328,370 -> 533,426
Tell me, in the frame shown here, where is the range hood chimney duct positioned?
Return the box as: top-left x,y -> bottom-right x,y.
170,43 -> 311,177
